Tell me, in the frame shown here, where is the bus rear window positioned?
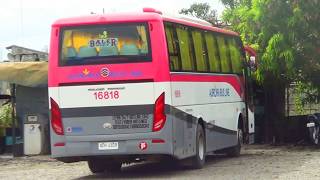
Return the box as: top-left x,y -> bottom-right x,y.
59,23 -> 151,66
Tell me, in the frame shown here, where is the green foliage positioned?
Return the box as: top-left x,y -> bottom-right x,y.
221,0 -> 320,93
221,0 -> 252,9
219,0 -> 320,141
0,104 -> 13,128
180,3 -> 218,25
294,81 -> 320,115
294,82 -> 307,115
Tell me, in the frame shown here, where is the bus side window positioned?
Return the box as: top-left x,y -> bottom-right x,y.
192,30 -> 208,72
165,24 -> 181,71
176,25 -> 195,71
217,36 -> 232,73
205,32 -> 221,72
228,37 -> 242,74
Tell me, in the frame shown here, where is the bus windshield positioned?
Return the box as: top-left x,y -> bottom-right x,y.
59,23 -> 151,66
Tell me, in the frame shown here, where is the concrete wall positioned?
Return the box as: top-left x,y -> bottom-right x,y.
286,85 -> 320,116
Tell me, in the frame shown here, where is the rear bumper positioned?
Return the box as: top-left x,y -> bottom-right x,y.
51,130 -> 173,159
51,104 -> 174,160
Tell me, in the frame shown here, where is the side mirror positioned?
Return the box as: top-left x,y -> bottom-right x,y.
244,46 -> 257,72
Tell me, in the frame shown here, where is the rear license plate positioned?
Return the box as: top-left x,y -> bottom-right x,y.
98,142 -> 118,150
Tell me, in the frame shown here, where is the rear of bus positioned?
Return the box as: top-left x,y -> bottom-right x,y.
48,13 -> 173,163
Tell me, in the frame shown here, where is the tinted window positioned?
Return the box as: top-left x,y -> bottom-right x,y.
205,32 -> 221,72
228,37 -> 243,74
217,36 -> 232,73
164,22 -> 244,74
60,23 -> 151,66
192,30 -> 208,72
176,25 -> 195,71
165,24 -> 181,71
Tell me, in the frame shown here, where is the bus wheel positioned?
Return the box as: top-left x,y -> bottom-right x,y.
105,162 -> 122,173
88,159 -> 106,173
226,128 -> 242,157
191,124 -> 206,169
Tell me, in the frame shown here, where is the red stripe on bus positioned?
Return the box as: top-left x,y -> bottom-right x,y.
170,74 -> 243,98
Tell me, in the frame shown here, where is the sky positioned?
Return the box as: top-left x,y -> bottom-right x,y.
0,0 -> 225,60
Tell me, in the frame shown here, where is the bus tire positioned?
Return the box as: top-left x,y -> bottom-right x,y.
88,159 -> 121,174
226,128 -> 242,157
105,162 -> 122,173
309,121 -> 320,145
191,124 -> 206,169
88,159 -> 106,173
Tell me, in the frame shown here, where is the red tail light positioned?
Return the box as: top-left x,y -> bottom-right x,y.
54,142 -> 65,147
50,98 -> 64,135
153,92 -> 166,132
152,139 -> 165,143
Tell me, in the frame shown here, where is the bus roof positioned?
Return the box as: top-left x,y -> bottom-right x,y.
52,11 -> 238,36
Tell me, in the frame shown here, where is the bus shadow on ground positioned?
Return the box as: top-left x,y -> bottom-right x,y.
74,155 -> 230,179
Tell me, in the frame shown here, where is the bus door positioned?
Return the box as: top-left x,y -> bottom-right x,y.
244,46 -> 257,144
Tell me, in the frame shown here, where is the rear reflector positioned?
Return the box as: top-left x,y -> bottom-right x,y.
152,139 -> 165,143
54,142 -> 65,147
50,98 -> 64,135
153,92 -> 166,132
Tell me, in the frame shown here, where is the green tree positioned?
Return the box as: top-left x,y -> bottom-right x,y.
221,0 -> 320,142
180,3 -> 218,25
0,104 -> 13,128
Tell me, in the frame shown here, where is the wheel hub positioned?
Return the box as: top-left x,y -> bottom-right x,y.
198,134 -> 204,160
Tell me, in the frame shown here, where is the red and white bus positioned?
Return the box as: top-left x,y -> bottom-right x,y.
48,8 -> 255,172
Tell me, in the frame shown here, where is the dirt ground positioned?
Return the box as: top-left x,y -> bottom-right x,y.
0,145 -> 320,180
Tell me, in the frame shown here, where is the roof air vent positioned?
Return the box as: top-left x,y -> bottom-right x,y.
143,8 -> 162,15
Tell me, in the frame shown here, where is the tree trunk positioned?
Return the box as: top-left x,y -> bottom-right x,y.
263,74 -> 286,143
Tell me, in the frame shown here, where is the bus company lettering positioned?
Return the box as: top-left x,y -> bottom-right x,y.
67,70 -> 143,80
209,88 -> 230,97
68,72 -> 100,80
108,70 -> 143,78
88,88 -> 105,91
112,114 -> 149,129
